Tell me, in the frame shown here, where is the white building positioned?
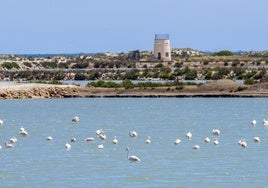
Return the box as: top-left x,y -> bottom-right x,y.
153,34 -> 171,61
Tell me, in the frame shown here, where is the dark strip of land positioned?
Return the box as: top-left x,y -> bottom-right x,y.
1,79 -> 268,99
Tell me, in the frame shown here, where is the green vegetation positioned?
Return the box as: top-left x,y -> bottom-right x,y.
23,62 -> 32,68
1,50 -> 268,83
213,50 -> 234,56
244,78 -> 257,85
122,79 -> 135,89
88,80 -> 189,89
1,62 -> 20,69
40,61 -> 57,69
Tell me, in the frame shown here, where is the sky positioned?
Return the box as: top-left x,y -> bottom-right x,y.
1,0 -> 268,54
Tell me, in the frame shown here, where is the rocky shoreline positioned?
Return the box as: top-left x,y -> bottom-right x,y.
1,80 -> 268,99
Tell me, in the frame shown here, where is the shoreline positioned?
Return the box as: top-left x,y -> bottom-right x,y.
1,80 -> 268,99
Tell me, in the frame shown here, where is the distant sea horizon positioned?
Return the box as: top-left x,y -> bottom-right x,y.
13,53 -> 96,58
1,49 -> 268,57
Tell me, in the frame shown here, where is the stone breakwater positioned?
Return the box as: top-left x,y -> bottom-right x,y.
0,83 -> 79,99
0,87 -> 73,99
1,80 -> 268,99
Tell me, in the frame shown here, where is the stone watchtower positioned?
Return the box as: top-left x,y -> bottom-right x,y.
153,34 -> 171,61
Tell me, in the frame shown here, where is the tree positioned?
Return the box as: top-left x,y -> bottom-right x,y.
213,50 -> 234,56
159,67 -> 172,79
155,63 -> 163,68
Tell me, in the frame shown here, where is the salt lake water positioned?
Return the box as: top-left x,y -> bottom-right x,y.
0,98 -> 268,187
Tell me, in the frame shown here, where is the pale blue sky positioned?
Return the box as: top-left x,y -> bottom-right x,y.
1,0 -> 267,54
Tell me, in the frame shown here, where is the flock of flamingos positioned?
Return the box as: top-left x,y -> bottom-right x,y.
0,117 -> 266,162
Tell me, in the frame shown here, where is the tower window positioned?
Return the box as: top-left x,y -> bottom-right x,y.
165,52 -> 169,57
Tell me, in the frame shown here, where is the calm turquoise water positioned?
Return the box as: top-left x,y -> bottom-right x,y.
0,98 -> 268,187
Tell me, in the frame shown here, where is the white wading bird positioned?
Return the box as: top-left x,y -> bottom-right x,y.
129,131 -> 138,137
85,137 -> 95,142
253,137 -> 261,143
19,129 -> 29,136
5,141 -> 14,148
204,137 -> 211,143
113,136 -> 118,144
46,136 -> 53,141
146,136 -> 151,144
213,138 -> 219,145
70,137 -> 77,142
126,147 -> 140,162
238,139 -> 247,148
72,116 -> 79,123
251,120 -> 257,126
185,132 -> 192,139
65,143 -> 71,150
10,136 -> 18,144
212,129 -> 220,136
192,145 -> 200,149
174,138 -> 181,145
263,119 -> 268,127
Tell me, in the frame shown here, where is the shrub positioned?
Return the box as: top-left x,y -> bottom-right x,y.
72,62 -> 89,69
122,79 -> 134,89
213,50 -> 234,56
74,73 -> 87,80
23,62 -> 32,68
1,62 -> 20,69
155,63 -> 163,68
236,86 -> 247,91
203,60 -> 210,65
41,61 -> 57,69
175,86 -> 183,90
244,78 -> 257,85
58,63 -> 69,69
232,59 -> 240,67
174,62 -> 182,68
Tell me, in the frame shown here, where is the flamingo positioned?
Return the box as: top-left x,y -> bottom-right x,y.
192,145 -> 200,149
96,129 -> 104,135
112,136 -> 118,144
263,119 -> 268,127
72,116 -> 79,123
19,129 -> 29,136
253,137 -> 261,143
126,147 -> 140,162
70,137 -> 77,142
213,138 -> 219,145
204,137 -> 210,143
146,136 -> 151,144
185,132 -> 192,139
10,136 -> 18,144
99,133 -> 106,140
46,136 -> 53,141
251,120 -> 257,126
212,129 -> 220,136
174,138 -> 181,145
65,143 -> 71,150
238,139 -> 247,148
85,137 -> 95,142
5,141 -> 14,148
129,131 -> 138,137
